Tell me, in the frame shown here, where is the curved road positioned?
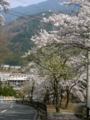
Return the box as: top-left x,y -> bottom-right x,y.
0,102 -> 37,120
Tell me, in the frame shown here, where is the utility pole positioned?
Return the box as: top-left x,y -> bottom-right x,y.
87,35 -> 90,118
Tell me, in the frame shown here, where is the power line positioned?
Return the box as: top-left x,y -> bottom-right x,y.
11,0 -> 73,17
1,1 -> 78,29
1,10 -> 38,19
16,0 -> 47,12
1,10 -> 53,28
10,0 -> 77,18
5,4 -> 77,28
1,10 -> 22,17
9,0 -> 78,19
9,10 -> 43,18
11,10 -> 28,16
17,0 -> 28,5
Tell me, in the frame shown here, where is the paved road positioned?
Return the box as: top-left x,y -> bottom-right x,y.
0,102 -> 37,120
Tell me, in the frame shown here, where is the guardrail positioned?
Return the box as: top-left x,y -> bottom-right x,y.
16,100 -> 47,120
30,101 -> 47,120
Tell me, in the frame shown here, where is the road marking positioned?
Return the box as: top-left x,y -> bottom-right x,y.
1,109 -> 7,113
10,105 -> 13,108
33,110 -> 38,120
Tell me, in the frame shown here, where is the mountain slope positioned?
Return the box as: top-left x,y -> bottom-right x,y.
0,11 -> 53,66
2,12 -> 53,53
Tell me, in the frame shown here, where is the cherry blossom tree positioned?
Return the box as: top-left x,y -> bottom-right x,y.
34,72 -> 86,109
59,74 -> 86,108
23,0 -> 90,58
34,79 -> 52,103
20,78 -> 37,102
26,46 -> 86,112
20,82 -> 29,101
0,0 -> 10,25
23,0 -> 89,113
20,62 -> 44,101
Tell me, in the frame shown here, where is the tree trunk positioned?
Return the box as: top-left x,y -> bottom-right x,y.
55,91 -> 60,112
44,95 -> 47,104
55,105 -> 60,112
65,89 -> 70,108
46,90 -> 50,104
59,89 -> 63,107
53,75 -> 60,112
52,97 -> 55,105
22,96 -> 24,104
30,96 -> 32,102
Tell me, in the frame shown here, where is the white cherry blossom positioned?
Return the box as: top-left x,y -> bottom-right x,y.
0,0 -> 10,25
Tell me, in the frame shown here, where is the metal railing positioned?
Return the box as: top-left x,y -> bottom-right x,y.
16,100 -> 47,120
30,101 -> 47,120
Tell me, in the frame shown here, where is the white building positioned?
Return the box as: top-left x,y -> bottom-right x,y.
0,73 -> 30,90
14,66 -> 21,69
1,64 -> 21,70
1,65 -> 10,70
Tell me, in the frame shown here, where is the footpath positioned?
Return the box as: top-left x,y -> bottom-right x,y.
47,105 -> 84,120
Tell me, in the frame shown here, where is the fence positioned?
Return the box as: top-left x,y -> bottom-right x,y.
16,100 -> 47,120
30,101 -> 47,120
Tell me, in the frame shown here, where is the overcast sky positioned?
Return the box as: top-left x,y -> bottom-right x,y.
6,0 -> 47,8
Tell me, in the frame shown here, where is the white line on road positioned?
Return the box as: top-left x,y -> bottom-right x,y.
33,110 -> 38,120
10,105 -> 13,108
1,109 -> 7,113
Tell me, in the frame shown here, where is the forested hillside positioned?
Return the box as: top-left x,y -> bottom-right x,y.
1,10 -> 77,66
8,11 -> 53,53
1,12 -> 53,66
